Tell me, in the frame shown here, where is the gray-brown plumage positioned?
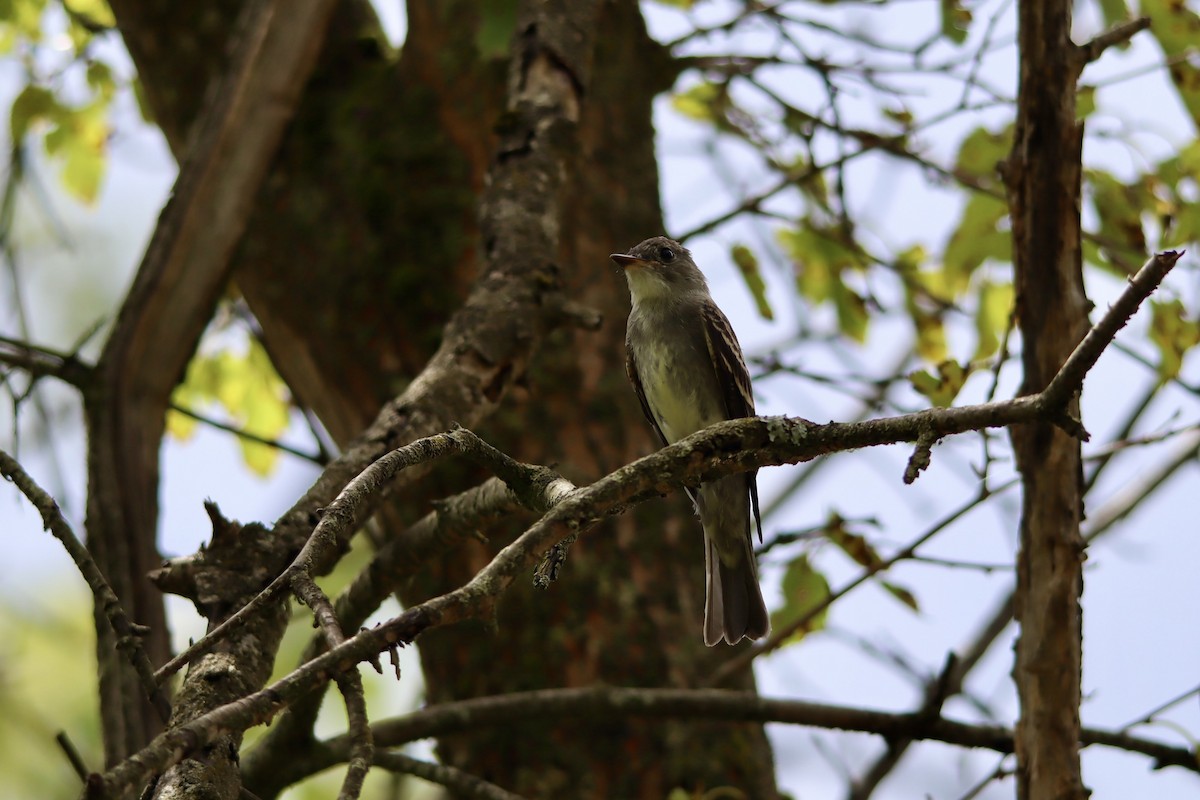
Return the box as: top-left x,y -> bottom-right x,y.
613,236 -> 769,646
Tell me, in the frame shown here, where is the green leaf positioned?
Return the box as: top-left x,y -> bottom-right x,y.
54,101 -> 109,203
940,0 -> 972,44
973,280 -> 1013,361
11,88 -> 110,203
1095,0 -> 1131,29
778,221 -> 871,342
1165,198 -> 1200,250
909,360 -> 969,407
909,303 -> 947,363
9,85 -> 58,142
899,248 -> 950,364
777,221 -> 866,303
1148,298 -> 1200,382
879,580 -> 920,612
832,283 -> 869,343
769,554 -> 831,645
954,125 -> 1011,182
86,60 -> 116,102
883,105 -> 915,129
8,0 -> 47,42
731,243 -> 774,320
170,337 -> 292,476
671,82 -> 723,123
1087,169 -> 1149,270
63,0 -> 115,27
827,515 -> 885,570
165,408 -> 198,441
942,193 -> 1010,293
1141,0 -> 1200,128
1154,141 -> 1200,249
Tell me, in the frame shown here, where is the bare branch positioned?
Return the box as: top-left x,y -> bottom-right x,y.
1075,16 -> 1151,70
244,473 -> 571,777
290,570 -> 373,800
0,448 -> 171,723
0,334 -> 92,388
372,752 -> 528,800
319,688 -> 1196,776
334,670 -> 372,800
1039,250 -> 1185,411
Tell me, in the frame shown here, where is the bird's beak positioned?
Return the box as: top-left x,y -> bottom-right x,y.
610,253 -> 647,269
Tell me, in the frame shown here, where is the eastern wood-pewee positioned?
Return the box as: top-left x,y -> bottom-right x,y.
613,236 -> 769,646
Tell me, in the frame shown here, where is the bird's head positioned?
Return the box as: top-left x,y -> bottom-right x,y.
610,236 -> 709,303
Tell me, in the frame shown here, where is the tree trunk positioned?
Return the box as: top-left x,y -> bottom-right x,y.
105,0 -> 779,796
1006,1 -> 1089,797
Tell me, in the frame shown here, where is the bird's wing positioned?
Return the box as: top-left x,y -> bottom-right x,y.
698,299 -> 764,542
625,341 -> 669,448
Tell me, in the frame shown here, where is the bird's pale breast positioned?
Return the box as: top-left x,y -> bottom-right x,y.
629,306 -> 724,445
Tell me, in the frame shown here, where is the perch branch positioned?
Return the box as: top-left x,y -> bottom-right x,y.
96,248 -> 1179,796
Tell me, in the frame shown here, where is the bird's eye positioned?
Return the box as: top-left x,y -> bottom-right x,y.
658,246 -> 675,262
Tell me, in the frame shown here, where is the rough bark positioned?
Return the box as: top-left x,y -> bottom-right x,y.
1005,1 -> 1090,797
106,0 -> 779,797
84,0 -> 336,766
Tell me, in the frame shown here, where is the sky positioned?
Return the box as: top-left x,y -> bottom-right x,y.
1,1 -> 1198,798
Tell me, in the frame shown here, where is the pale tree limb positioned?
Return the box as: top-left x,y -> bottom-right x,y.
90,248 -> 1180,796
242,474 -> 572,776
152,429 -> 572,684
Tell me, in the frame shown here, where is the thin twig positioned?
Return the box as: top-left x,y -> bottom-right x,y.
290,571 -> 375,800
0,449 -> 171,722
373,752 -> 528,800
320,687 -> 1197,774
1039,251 -> 1185,412
1075,17 -> 1151,70
170,403 -> 326,464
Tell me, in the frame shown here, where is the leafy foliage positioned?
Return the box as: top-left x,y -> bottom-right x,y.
778,221 -> 870,342
1148,299 -> 1200,382
168,337 -> 292,476
731,242 -> 774,320
908,360 -> 969,407
770,553 -> 831,643
2,0 -> 119,203
1143,0 -> 1200,127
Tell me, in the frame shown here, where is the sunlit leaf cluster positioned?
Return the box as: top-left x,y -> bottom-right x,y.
1,0 -> 120,203
168,336 -> 292,476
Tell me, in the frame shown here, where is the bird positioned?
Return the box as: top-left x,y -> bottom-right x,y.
612,236 -> 769,646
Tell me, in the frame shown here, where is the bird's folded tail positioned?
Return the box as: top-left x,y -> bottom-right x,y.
703,532 -> 769,647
